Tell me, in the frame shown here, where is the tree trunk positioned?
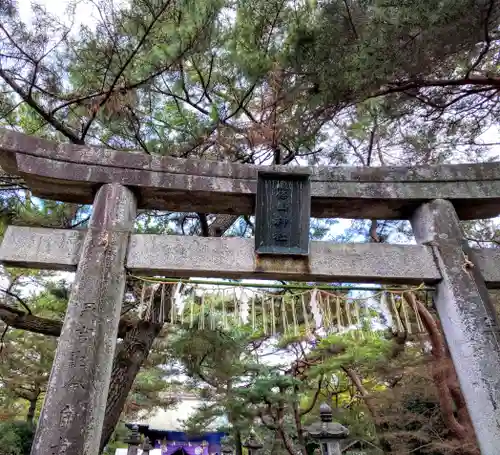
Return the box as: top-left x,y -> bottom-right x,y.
99,320 -> 163,452
234,428 -> 243,455
341,366 -> 377,418
402,292 -> 479,455
275,405 -> 297,455
403,292 -> 477,444
292,386 -> 308,455
208,215 -> 239,237
341,366 -> 391,453
26,398 -> 37,427
0,303 -> 133,338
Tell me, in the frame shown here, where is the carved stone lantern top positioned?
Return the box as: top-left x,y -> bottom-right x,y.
305,403 -> 349,440
124,424 -> 142,445
221,443 -> 234,455
242,431 -> 263,451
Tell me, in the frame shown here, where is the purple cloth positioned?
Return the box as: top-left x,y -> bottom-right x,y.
157,442 -> 210,455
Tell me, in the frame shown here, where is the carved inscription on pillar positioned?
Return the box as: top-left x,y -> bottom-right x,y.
30,184 -> 137,455
255,171 -> 311,255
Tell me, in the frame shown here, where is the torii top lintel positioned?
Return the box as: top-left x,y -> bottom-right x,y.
0,128 -> 499,220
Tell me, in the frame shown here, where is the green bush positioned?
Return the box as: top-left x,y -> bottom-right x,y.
0,421 -> 34,455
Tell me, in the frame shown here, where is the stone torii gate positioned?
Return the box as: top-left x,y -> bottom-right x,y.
0,129 -> 500,455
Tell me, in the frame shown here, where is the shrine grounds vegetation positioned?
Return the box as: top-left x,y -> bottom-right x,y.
0,0 -> 500,453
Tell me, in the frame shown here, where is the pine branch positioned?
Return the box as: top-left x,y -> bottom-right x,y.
80,1 -> 175,140
0,302 -> 133,338
0,287 -> 32,314
0,68 -> 83,144
300,375 -> 324,416
372,76 -> 500,100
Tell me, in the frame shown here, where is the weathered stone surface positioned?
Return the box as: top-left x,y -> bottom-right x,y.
6,227 -> 500,287
127,235 -> 442,284
2,128 -> 500,219
0,226 -> 84,270
30,184 -> 137,455
411,199 -> 500,455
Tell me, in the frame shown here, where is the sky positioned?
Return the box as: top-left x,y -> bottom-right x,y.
17,0 -> 105,29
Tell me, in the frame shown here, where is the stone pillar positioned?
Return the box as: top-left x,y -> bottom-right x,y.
411,199 -> 500,455
31,183 -> 137,455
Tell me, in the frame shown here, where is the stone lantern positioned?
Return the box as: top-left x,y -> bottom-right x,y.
124,424 -> 142,455
305,403 -> 349,455
242,431 -> 263,455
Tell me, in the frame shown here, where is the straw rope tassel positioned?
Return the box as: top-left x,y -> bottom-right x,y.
345,299 -> 354,338
345,300 -> 353,327
145,284 -> 155,321
354,299 -> 364,339
319,292 -> 327,332
318,291 -> 328,330
150,285 -> 157,322
222,289 -> 228,330
157,285 -> 164,324
202,295 -> 207,329
251,294 -> 256,331
271,296 -> 276,336
318,292 -> 326,332
320,292 -> 328,333
261,298 -> 267,334
166,284 -> 174,324
281,296 -> 287,335
310,289 -> 321,330
325,294 -> 334,334
301,294 -> 310,334
159,283 -> 166,323
232,288 -> 237,327
412,295 -> 425,333
336,296 -> 342,334
234,288 -> 240,327
172,286 -> 178,325
216,288 -> 221,329
140,281 -> 147,318
179,290 -> 185,325
379,292 -> 389,329
284,296 -> 290,335
390,293 -> 404,332
210,293 -> 215,330
364,300 -> 373,337
189,298 -> 194,328
129,279 -> 433,334
291,295 -> 298,336
155,283 -> 161,323
400,295 -> 411,334
319,291 -> 326,330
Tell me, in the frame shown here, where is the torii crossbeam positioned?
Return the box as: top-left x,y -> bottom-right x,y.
3,225 -> 500,286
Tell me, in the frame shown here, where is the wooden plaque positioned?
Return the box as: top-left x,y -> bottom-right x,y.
255,171 -> 311,255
